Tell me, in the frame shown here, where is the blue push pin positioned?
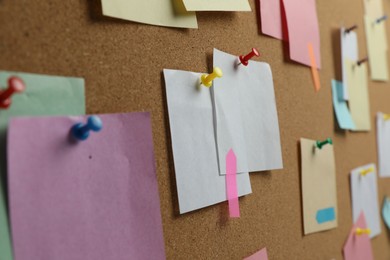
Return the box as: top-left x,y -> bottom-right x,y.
71,116 -> 102,141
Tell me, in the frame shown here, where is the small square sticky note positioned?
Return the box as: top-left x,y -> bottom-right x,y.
8,113 -> 166,260
300,138 -> 338,234
350,164 -> 381,238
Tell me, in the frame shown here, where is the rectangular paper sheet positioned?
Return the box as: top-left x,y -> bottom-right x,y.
259,0 -> 284,39
0,71 -> 86,260
363,0 -> 384,20
376,112 -> 390,177
343,212 -> 374,260
282,0 -> 321,68
8,113 -> 166,260
341,28 -> 358,100
300,138 -> 338,235
182,0 -> 251,11
213,49 -> 283,175
331,80 -> 355,130
364,15 -> 388,81
350,164 -> 381,238
163,69 -> 252,214
102,0 -> 198,29
346,60 -> 371,131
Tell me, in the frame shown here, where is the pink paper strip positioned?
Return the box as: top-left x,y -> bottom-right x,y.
226,149 -> 240,218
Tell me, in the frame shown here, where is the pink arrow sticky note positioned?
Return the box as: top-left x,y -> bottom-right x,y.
226,149 -> 240,218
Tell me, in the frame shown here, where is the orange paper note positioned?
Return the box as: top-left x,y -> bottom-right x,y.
308,43 -> 321,91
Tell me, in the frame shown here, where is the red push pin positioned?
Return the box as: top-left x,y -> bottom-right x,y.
0,77 -> 26,109
239,48 -> 260,66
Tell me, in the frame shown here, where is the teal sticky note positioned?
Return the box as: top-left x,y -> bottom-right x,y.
382,197 -> 390,229
316,207 -> 336,224
331,80 -> 355,130
0,71 -> 86,260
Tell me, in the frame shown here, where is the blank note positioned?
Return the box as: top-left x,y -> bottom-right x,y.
300,138 -> 338,234
350,164 -> 381,238
282,0 -> 321,68
164,69 -> 252,214
8,113 -> 166,260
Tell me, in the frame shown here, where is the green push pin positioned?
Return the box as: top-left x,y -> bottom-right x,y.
315,138 -> 333,149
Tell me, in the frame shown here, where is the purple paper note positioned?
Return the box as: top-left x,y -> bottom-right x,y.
8,113 -> 165,260
343,212 -> 373,260
282,0 -> 321,69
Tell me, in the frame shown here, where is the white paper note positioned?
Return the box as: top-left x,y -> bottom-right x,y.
163,69 -> 252,214
376,112 -> 390,177
213,49 -> 283,175
350,164 -> 381,238
340,28 -> 358,100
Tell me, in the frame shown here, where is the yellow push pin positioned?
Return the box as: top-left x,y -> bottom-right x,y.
355,227 -> 371,236
360,167 -> 374,176
383,113 -> 390,120
201,67 -> 223,88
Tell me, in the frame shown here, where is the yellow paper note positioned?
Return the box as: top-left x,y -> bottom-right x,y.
102,0 -> 198,29
363,0 -> 383,18
346,59 -> 371,131
182,0 -> 251,11
364,15 -> 388,81
301,138 -> 338,235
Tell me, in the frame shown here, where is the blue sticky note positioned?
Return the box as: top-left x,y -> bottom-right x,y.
331,80 -> 355,130
316,207 -> 336,224
382,197 -> 390,229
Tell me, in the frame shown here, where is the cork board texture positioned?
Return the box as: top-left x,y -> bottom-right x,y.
1,0 -> 390,259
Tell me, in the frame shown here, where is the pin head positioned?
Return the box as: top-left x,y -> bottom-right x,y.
71,116 -> 103,141
239,48 -> 260,66
315,138 -> 333,149
0,76 -> 26,109
201,67 -> 223,87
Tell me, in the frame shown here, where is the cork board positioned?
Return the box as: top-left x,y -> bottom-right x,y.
1,0 -> 390,259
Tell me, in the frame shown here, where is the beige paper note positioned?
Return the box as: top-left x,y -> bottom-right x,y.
346,59 -> 371,131
182,0 -> 251,11
363,0 -> 383,18
102,0 -> 198,29
364,15 -> 388,81
301,138 -> 338,235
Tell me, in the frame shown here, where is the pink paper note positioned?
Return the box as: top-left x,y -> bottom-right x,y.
8,113 -> 165,260
226,149 -> 240,218
343,212 -> 374,260
244,247 -> 268,260
282,0 -> 321,68
259,0 -> 284,39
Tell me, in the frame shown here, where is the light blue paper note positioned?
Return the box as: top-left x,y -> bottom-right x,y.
331,80 -> 355,130
382,196 -> 390,229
